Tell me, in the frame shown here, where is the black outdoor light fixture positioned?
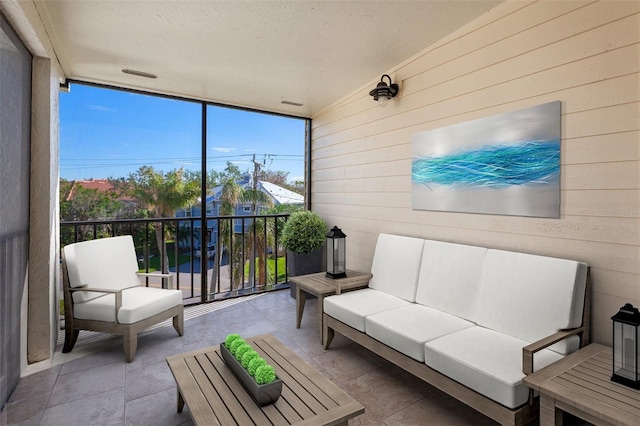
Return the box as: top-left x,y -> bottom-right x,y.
369,74 -> 399,107
326,226 -> 346,279
611,303 -> 640,389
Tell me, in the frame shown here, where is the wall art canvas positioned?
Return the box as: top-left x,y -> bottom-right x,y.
412,101 -> 561,218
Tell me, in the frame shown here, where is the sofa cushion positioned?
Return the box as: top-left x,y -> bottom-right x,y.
424,326 -> 564,409
366,304 -> 474,362
369,234 -> 424,302
64,236 -> 142,303
73,287 -> 183,324
415,240 -> 486,321
475,250 -> 588,354
323,289 -> 411,332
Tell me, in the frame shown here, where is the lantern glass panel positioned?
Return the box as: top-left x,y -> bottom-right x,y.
613,321 -> 639,381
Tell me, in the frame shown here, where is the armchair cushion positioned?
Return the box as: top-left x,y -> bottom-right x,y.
64,235 -> 141,303
73,287 -> 183,324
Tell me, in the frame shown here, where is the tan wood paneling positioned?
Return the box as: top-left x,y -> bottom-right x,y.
311,0 -> 640,345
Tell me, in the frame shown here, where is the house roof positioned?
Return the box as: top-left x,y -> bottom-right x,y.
66,179 -> 134,202
205,174 -> 303,206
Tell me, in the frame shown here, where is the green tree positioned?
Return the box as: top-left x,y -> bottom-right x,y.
123,166 -> 200,274
60,179 -> 124,245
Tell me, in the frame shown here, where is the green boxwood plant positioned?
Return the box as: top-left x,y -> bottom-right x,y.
224,334 -> 278,385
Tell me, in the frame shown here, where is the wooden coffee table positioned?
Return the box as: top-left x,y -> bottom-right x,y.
291,270 -> 372,342
523,343 -> 640,426
166,333 -> 364,426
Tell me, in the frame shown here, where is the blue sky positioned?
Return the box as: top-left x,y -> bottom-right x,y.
60,84 -> 306,182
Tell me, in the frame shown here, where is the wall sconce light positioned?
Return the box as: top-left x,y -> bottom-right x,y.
369,74 -> 399,107
611,303 -> 640,389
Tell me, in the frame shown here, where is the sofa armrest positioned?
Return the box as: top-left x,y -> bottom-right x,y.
137,272 -> 174,289
522,327 -> 585,374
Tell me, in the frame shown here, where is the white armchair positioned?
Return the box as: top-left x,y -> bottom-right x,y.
61,235 -> 184,362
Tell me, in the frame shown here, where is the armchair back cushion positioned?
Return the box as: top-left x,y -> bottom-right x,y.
475,249 -> 588,354
64,235 -> 141,303
369,234 -> 424,302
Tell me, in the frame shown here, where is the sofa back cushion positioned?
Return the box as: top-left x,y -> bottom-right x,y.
475,249 -> 588,354
415,240 -> 487,322
63,235 -> 142,303
369,234 -> 424,302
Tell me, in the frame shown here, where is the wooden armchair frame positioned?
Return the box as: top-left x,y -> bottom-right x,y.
61,245 -> 184,363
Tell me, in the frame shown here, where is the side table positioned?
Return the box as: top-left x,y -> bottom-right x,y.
290,270 -> 372,342
523,343 -> 640,426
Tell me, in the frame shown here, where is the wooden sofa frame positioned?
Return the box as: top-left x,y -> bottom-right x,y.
323,269 -> 590,426
61,252 -> 184,362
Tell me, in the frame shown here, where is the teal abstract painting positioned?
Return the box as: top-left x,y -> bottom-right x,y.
412,101 -> 561,217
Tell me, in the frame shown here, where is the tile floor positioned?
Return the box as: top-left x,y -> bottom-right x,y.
1,289 -> 590,426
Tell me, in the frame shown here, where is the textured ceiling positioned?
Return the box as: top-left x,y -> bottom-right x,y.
34,0 -> 501,117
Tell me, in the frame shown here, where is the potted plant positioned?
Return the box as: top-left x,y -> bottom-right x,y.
281,210 -> 327,297
221,334 -> 282,406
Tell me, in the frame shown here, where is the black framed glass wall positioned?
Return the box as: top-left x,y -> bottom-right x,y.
59,82 -> 309,302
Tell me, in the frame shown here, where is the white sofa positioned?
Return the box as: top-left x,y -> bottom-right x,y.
323,234 -> 590,426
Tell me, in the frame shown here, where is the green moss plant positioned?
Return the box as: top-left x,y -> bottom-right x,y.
255,364 -> 277,385
229,338 -> 246,355
248,356 -> 268,376
224,334 -> 278,385
241,350 -> 259,369
234,343 -> 251,361
224,333 -> 242,348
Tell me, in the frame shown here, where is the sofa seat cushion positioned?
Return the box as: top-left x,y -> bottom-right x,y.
324,288 -> 411,332
74,287 -> 183,324
366,304 -> 474,362
424,326 -> 564,409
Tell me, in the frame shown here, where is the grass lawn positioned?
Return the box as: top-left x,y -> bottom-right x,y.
244,256 -> 287,283
140,250 -> 192,272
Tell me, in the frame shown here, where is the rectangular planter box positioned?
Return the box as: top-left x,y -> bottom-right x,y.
220,343 -> 282,406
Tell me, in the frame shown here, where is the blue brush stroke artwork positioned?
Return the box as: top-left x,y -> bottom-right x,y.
412,140 -> 560,189
411,101 -> 561,218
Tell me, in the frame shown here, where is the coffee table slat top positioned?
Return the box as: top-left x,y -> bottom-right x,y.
167,333 -> 364,425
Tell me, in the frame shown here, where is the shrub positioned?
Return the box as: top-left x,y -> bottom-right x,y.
281,211 -> 326,254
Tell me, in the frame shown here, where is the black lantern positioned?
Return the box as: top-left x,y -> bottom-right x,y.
611,303 -> 640,389
326,226 -> 346,279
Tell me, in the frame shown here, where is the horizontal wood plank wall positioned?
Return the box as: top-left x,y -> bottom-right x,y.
310,0 -> 640,346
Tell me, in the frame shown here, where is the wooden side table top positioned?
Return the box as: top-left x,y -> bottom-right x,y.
290,269 -> 372,296
523,343 -> 640,426
167,333 -> 364,426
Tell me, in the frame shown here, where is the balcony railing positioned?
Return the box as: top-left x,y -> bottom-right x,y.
60,214 -> 291,305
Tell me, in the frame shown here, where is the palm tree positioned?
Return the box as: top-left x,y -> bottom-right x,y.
126,166 -> 200,276
209,177 -> 273,293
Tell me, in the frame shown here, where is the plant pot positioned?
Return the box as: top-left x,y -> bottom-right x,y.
220,343 -> 282,406
288,248 -> 323,298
